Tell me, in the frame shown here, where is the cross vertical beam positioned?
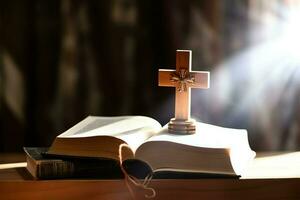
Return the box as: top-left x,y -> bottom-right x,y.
158,50 -> 210,134
175,50 -> 191,120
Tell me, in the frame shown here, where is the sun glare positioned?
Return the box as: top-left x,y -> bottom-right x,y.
190,1 -> 300,150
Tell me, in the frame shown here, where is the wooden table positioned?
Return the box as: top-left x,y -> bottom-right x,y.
0,152 -> 300,200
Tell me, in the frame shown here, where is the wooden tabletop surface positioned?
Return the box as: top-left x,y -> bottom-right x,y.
0,152 -> 300,200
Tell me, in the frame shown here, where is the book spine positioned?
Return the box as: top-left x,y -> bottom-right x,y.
37,160 -> 75,179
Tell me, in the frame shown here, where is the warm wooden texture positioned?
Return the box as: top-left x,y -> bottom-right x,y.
193,71 -> 210,88
158,69 -> 175,87
175,87 -> 191,120
175,50 -> 191,71
0,152 -> 300,199
158,50 -> 210,121
0,178 -> 299,200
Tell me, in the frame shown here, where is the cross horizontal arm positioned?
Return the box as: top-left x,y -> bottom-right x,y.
158,69 -> 176,87
190,71 -> 210,88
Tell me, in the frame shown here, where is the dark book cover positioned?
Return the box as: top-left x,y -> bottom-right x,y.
24,147 -> 123,179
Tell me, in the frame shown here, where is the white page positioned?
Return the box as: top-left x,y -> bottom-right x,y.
59,116 -> 162,152
146,122 -> 256,175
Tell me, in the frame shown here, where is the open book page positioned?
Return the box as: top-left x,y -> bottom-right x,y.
136,122 -> 255,175
58,116 -> 162,152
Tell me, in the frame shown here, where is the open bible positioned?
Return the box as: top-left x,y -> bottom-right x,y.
45,116 -> 255,177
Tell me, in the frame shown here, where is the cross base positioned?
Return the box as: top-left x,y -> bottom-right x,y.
168,118 -> 196,134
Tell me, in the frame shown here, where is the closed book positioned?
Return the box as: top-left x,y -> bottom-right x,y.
24,147 -> 123,179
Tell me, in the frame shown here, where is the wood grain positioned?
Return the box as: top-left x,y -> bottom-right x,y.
176,50 -> 191,71
1,152 -> 300,199
0,178 -> 299,200
158,50 -> 210,122
175,88 -> 191,120
158,69 -> 175,87
192,71 -> 210,88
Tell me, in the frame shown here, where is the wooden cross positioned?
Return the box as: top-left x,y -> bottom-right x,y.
158,50 -> 210,134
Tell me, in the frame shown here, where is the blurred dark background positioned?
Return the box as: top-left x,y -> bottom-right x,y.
0,0 -> 300,152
